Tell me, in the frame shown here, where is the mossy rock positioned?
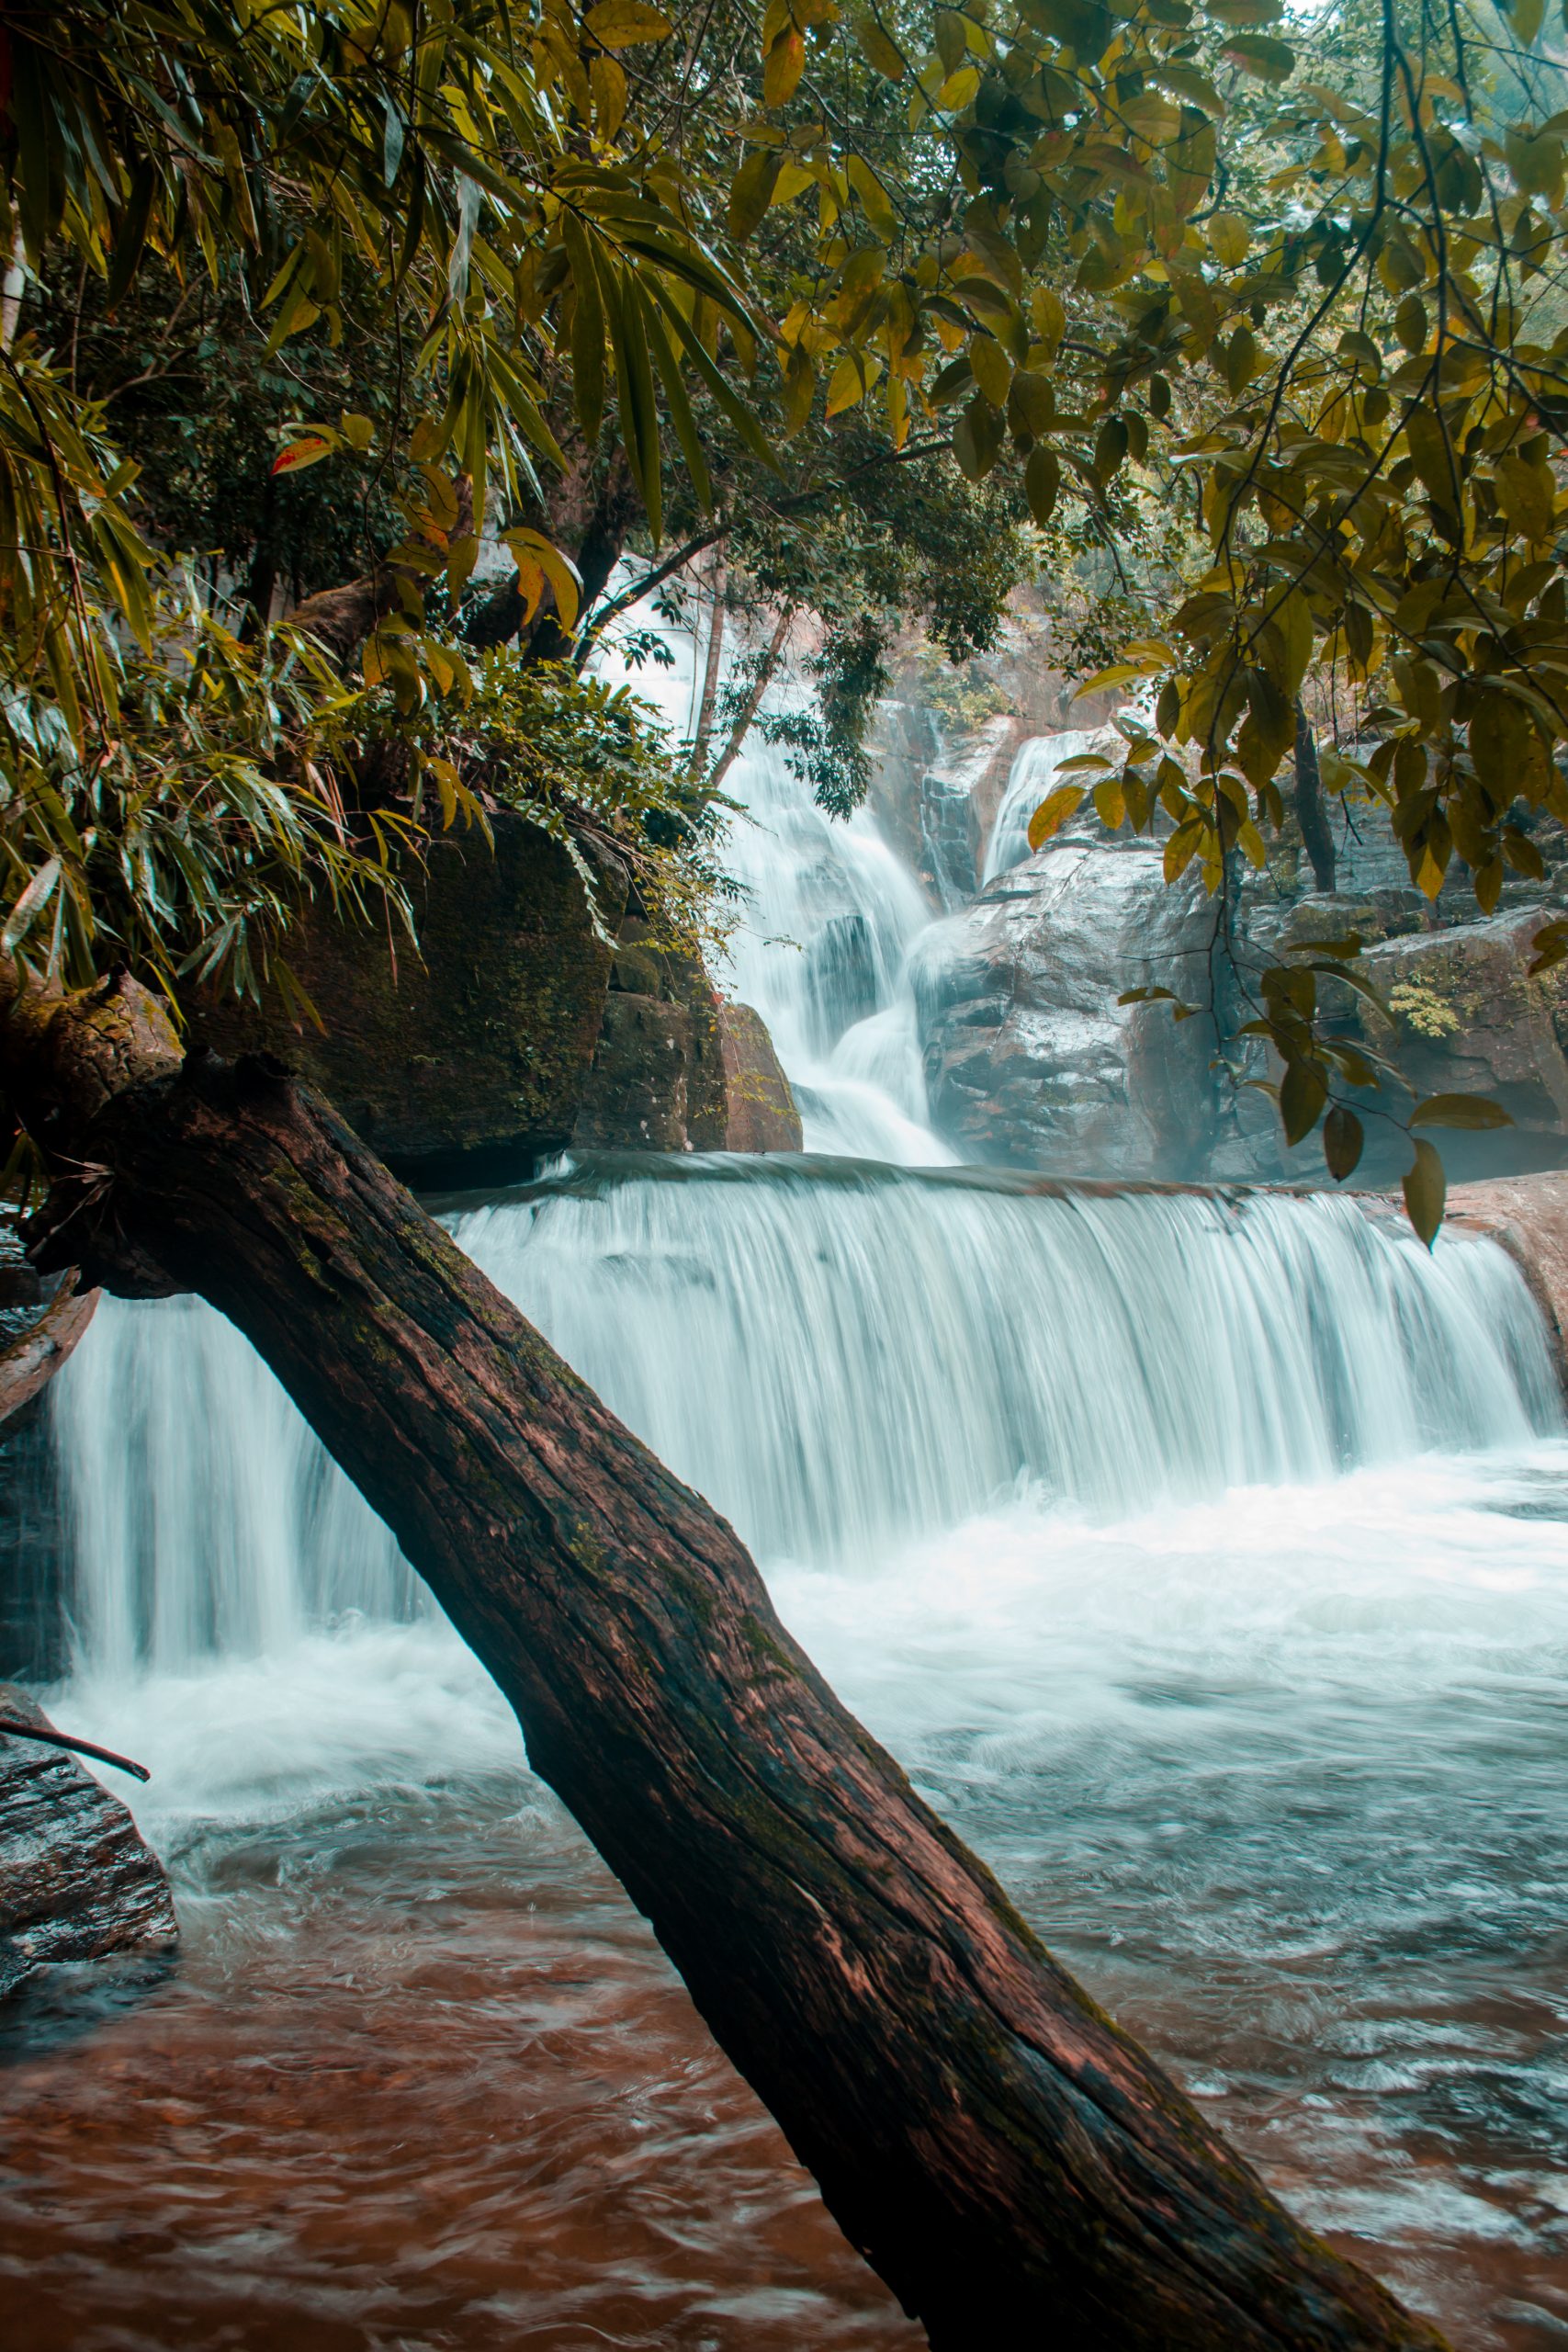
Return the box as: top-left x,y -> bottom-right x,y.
186,811 -> 627,1189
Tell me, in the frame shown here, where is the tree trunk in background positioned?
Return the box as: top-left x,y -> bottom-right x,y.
6,971 -> 1449,2351
689,548 -> 728,779
1294,703 -> 1337,894
705,605 -> 792,797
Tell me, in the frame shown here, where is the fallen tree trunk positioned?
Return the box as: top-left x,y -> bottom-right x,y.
6,971 -> 1448,2350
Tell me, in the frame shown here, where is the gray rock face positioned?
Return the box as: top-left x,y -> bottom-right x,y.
0,1689 -> 175,1997
912,838 -> 1222,1176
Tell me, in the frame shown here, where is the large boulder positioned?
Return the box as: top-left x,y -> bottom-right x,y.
911,836 -> 1220,1176
572,928 -> 801,1153
186,811 -> 628,1189
0,1690 -> 175,1997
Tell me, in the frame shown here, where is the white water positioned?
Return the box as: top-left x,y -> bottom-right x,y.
50,1168 -> 1559,1680
982,728 -> 1116,883
27,1160 -> 1568,2346
595,604 -> 950,1163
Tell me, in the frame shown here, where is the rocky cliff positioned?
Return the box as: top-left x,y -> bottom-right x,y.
187,810 -> 799,1183
874,615 -> 1568,1183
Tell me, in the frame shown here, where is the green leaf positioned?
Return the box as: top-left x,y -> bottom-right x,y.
1222,33 -> 1295,77
1409,1092 -> 1513,1130
1403,1136 -> 1447,1248
1323,1102 -> 1364,1182
764,27 -> 807,106
1280,1056 -> 1328,1146
728,149 -> 780,239
561,213 -> 606,445
952,391 -> 1004,481
1506,125 -> 1562,198
2,856 -> 62,956
643,302 -> 712,513
852,9 -> 906,76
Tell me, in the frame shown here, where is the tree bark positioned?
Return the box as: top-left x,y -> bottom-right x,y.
7,975 -> 1448,2352
1293,703 -> 1337,894
705,605 -> 792,797
689,547 -> 728,779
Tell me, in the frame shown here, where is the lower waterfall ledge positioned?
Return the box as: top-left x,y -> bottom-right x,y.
0,1686 -> 175,1998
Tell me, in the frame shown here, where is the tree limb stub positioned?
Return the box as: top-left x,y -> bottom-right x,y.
3,966 -> 1450,2350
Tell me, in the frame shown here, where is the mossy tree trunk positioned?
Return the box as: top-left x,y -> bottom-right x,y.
5,965 -> 1448,2352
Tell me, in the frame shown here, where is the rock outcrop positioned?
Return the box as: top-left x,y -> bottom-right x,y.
0,1229 -> 96,1684
0,1689 -> 175,1997
911,836 -> 1224,1176
1444,1170 -> 1568,1374
186,812 -> 629,1188
572,926 -> 801,1153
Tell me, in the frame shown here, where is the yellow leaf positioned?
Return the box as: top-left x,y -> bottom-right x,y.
970,334 -> 1010,405
584,0 -> 673,45
852,10 -> 905,75
764,27 -> 807,105
591,53 -> 628,139
1027,784 -> 1084,849
1030,287 -> 1066,354
504,528 -> 584,629
847,154 -> 896,235
773,160 -> 817,205
826,350 -> 881,415
270,431 -> 338,475
1207,209 -> 1250,266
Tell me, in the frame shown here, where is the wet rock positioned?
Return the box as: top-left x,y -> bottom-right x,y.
573,926 -> 801,1153
0,1403 -> 70,1686
573,993 -> 697,1151
186,812 -> 628,1189
1247,908 -> 1568,1186
714,1002 -> 803,1153
1445,1169 -> 1568,1385
912,838 -> 1220,1176
0,1689 -> 175,1998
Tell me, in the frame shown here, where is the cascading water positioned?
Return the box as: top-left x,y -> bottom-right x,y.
10,664 -> 1568,2348
459,1164 -> 1558,1566
597,604 -> 951,1162
982,727 -> 1116,883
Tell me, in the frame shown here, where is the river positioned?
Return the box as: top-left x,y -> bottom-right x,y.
4,638 -> 1568,2349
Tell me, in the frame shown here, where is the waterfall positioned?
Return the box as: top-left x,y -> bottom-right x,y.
52,1293 -> 420,1679
46,1161 -> 1561,1672
983,729 -> 1116,884
596,604 -> 951,1163
717,737 -> 951,1163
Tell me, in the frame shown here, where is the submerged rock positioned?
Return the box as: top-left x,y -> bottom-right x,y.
0,1689 -> 175,1997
